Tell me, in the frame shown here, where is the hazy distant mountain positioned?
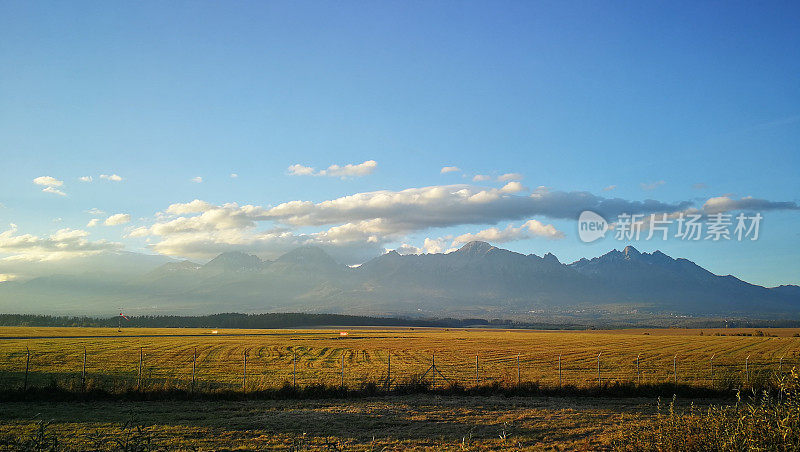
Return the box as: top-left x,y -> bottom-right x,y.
0,242 -> 797,317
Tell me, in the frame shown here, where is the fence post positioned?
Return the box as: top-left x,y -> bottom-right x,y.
24,347 -> 29,390
745,355 -> 750,384
432,353 -> 436,389
710,354 -> 715,382
242,349 -> 247,389
82,346 -> 87,388
558,354 -> 562,387
597,353 -> 602,387
636,353 -> 640,385
516,354 -> 520,387
191,347 -> 196,392
292,349 -> 297,387
475,355 -> 479,386
386,352 -> 391,390
673,354 -> 678,384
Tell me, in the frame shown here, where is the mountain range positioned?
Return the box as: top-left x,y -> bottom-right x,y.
0,241 -> 798,318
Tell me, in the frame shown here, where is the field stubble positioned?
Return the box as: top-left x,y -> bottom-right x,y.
1,327 -> 798,392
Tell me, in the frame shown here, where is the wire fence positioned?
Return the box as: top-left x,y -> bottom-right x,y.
1,346 -> 798,392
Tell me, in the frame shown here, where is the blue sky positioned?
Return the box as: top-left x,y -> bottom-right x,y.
1,1 -> 798,286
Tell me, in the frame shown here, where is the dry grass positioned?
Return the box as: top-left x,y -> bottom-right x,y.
1,327 -> 798,392
613,369 -> 800,451
0,395 -> 660,450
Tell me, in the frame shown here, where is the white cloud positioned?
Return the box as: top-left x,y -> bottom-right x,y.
453,220 -> 565,245
288,160 -> 378,178
230,173 -> 238,178
42,186 -> 67,196
394,243 -> 423,255
603,185 -> 617,192
702,196 -> 800,214
128,184 -> 699,264
86,208 -> 105,216
499,181 -> 528,194
100,174 -> 123,182
166,199 -> 215,215
421,237 -> 453,254
87,218 -> 100,228
472,174 -> 491,182
191,176 -> 203,183
262,185 -> 692,233
287,164 -> 316,176
322,160 -> 377,177
33,176 -> 66,195
0,224 -> 122,261
440,166 -> 460,174
640,180 -> 665,190
33,176 -> 63,187
79,176 -> 93,182
104,213 -> 131,226
498,173 -> 523,182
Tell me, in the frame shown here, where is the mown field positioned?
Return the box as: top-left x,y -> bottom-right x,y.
2,327 -> 800,450
0,395 -> 662,451
1,327 -> 799,391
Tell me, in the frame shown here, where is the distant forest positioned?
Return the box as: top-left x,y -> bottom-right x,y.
1,313 -> 797,330
0,313 -> 500,329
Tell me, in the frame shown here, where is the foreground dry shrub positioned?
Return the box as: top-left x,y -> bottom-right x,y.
614,369 -> 800,451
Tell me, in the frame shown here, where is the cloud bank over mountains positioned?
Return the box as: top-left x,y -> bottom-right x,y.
7,171 -> 800,268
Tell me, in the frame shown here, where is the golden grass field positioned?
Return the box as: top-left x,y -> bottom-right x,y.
1,326 -> 799,391
2,327 -> 800,450
0,395 -> 664,451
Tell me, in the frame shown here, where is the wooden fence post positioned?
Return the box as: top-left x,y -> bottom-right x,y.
475,355 -> 479,386
745,355 -> 750,384
138,347 -> 143,389
24,347 -> 29,390
432,353 -> 436,389
597,353 -> 602,387
636,353 -> 640,385
673,354 -> 678,384
82,346 -> 87,388
710,354 -> 715,382
242,349 -> 247,389
386,352 -> 391,390
558,354 -> 562,387
191,347 -> 196,392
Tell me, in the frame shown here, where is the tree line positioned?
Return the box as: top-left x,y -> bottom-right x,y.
0,313 -> 496,329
